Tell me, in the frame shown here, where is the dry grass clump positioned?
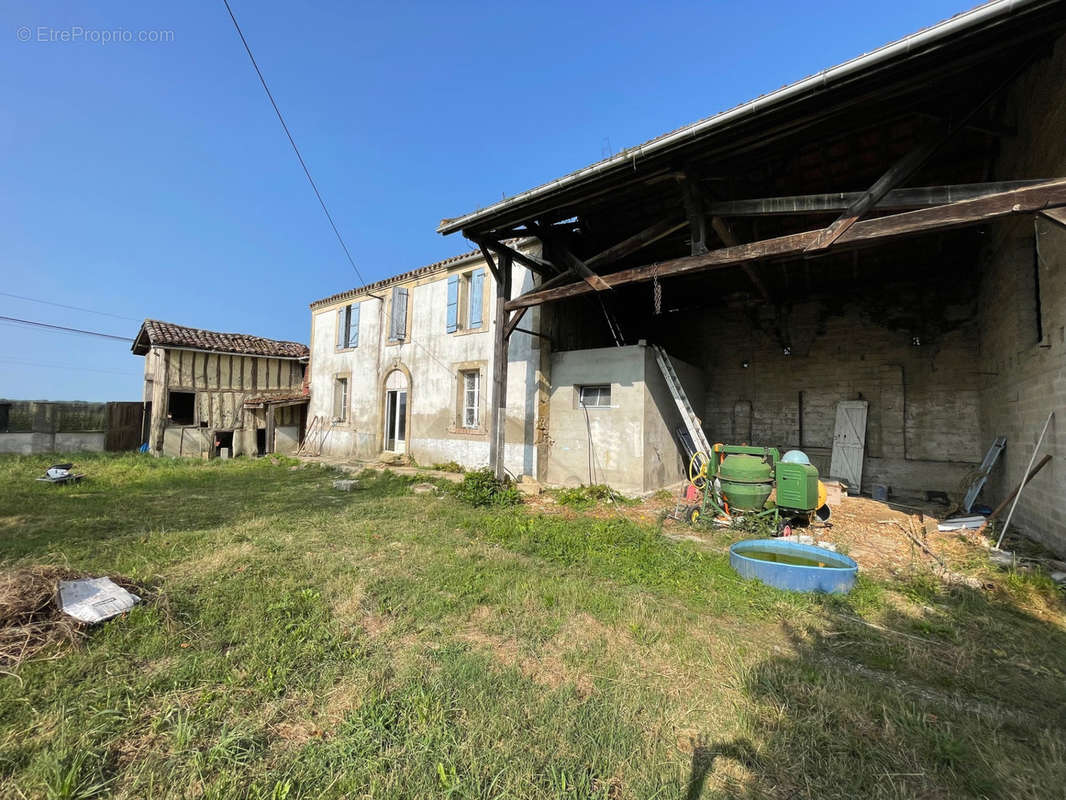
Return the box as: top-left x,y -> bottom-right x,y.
0,565 -> 143,668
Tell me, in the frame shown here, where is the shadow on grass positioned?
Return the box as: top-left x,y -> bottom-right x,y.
688,584 -> 1066,799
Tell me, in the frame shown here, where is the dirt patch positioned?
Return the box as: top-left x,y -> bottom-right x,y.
0,565 -> 145,667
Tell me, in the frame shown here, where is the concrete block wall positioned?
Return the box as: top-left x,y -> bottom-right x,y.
975,36 -> 1066,551
0,400 -> 113,454
662,301 -> 985,498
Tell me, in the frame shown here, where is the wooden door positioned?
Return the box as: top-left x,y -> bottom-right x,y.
829,400 -> 868,491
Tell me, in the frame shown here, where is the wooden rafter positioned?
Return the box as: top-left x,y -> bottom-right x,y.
504,178 -> 1066,311
478,238 -> 558,276
706,180 -> 1048,217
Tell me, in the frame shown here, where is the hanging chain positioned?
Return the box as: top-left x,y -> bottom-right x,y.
653,273 -> 662,315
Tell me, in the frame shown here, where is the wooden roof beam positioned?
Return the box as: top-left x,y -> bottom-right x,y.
707,180 -> 1048,217
504,177 -> 1066,311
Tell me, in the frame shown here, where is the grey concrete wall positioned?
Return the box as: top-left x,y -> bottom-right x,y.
308,249 -> 542,476
0,400 -> 115,454
542,344 -> 700,494
976,35 -> 1066,550
0,433 -> 39,455
544,345 -> 646,493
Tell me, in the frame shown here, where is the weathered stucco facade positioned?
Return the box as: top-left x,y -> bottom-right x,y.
307,248 -> 545,477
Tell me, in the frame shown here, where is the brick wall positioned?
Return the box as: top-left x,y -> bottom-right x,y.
976,36 -> 1066,551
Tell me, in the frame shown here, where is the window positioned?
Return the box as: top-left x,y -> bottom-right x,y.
333,377 -> 349,422
460,370 -> 480,428
446,269 -> 485,333
168,391 -> 195,425
335,303 -> 360,349
579,384 -> 611,408
389,286 -> 409,342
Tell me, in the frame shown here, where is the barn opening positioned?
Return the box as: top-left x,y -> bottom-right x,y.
167,391 -> 195,425
214,430 -> 234,457
438,3 -> 1066,548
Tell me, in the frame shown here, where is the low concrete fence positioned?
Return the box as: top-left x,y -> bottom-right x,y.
0,400 -> 143,455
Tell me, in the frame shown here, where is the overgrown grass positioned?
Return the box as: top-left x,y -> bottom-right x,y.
0,453 -> 1064,798
554,484 -> 635,510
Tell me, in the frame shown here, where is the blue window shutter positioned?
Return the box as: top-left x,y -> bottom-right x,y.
336,307 -> 345,348
469,269 -> 484,328
446,275 -> 459,333
348,303 -> 360,348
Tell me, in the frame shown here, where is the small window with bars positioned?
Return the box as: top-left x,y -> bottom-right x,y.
578,384 -> 611,408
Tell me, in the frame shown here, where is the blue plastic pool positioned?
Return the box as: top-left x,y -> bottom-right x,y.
729,539 -> 858,594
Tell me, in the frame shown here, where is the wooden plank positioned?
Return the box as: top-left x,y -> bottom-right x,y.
478,243 -> 501,282
707,180 -> 1048,217
480,238 -> 557,276
266,405 -> 276,455
1041,207 -> 1066,229
503,307 -> 527,339
488,252 -> 513,479
680,176 -> 709,255
504,178 -> 1066,310
558,247 -> 612,291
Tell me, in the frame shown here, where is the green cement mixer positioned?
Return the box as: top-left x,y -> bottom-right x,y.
684,444 -> 827,530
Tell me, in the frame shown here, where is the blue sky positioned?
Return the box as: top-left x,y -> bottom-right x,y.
2,0 -> 972,401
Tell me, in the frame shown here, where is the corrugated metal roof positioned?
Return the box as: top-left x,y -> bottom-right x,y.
131,319 -> 309,359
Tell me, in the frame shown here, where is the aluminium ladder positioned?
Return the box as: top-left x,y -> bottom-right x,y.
652,344 -> 712,459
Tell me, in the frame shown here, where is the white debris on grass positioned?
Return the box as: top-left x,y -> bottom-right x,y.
59,578 -> 140,624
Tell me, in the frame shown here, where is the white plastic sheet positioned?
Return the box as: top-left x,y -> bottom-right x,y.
59,577 -> 140,624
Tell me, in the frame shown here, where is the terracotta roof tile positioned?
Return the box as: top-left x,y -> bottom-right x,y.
132,319 -> 309,359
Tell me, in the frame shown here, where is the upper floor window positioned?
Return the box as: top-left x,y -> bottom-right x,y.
388,286 -> 409,342
446,268 -> 485,333
335,303 -> 360,349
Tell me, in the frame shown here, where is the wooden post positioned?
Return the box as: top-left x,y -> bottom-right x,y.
488,252 -> 513,479
266,405 -> 275,455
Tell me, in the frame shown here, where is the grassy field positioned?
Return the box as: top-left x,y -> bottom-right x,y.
1,454 -> 1064,799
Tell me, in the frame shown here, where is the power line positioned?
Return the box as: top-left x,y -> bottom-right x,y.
0,291 -> 140,322
0,357 -> 141,377
0,315 -> 133,342
220,1 -> 461,380
221,0 -> 363,284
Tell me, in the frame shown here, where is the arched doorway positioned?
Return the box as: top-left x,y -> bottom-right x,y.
383,368 -> 408,454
